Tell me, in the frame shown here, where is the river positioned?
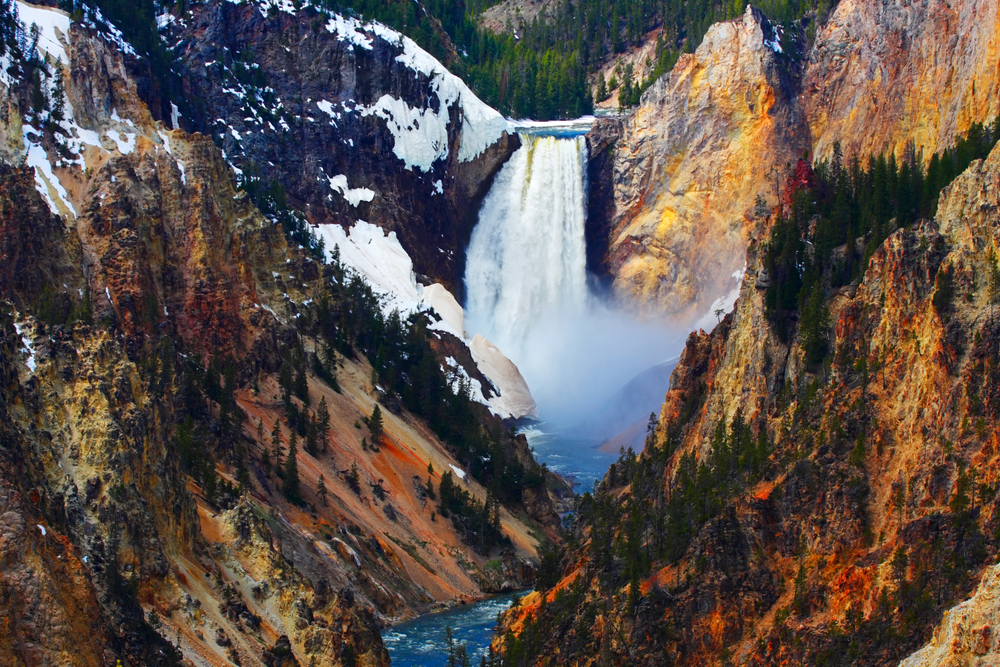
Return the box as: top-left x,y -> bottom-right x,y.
384,590 -> 526,666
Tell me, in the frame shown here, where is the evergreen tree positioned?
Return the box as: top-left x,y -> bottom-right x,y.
305,414 -> 318,457
367,404 -> 384,447
595,71 -> 608,102
271,421 -> 283,472
283,431 -> 300,501
445,626 -> 458,667
317,396 -> 330,453
294,361 -> 309,404
346,462 -> 362,496
261,447 -> 271,475
50,62 -> 65,124
317,474 -> 328,506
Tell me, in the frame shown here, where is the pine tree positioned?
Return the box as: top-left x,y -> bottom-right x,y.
445,626 -> 457,667
317,474 -> 328,506
50,63 -> 66,124
305,414 -> 318,457
283,431 -> 300,501
346,462 -> 361,496
367,404 -> 383,447
317,396 -> 330,453
271,421 -> 283,472
294,362 -> 309,404
988,246 -> 1000,321
261,447 -> 271,475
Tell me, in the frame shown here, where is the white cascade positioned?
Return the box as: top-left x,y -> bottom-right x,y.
464,133 -> 589,361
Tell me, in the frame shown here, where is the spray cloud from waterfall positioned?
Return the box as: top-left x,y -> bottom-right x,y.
464,130 -> 687,428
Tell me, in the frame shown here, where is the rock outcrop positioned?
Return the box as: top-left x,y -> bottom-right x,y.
901,563 -> 1000,666
599,0 -> 1000,323
166,1 -> 519,292
606,6 -> 808,323
803,0 -> 1000,161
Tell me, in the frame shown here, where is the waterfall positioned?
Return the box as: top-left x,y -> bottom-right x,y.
465,127 -> 679,425
464,133 -> 589,361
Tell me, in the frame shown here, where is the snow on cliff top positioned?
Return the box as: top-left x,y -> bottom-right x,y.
233,0 -> 510,172
15,1 -> 70,63
320,8 -> 510,171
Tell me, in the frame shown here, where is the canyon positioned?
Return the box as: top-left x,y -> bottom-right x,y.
1,0 -> 1000,665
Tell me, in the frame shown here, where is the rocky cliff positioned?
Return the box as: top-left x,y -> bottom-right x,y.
599,0 -> 1000,324
803,0 -> 1000,162
604,6 -> 808,323
164,0 -> 518,293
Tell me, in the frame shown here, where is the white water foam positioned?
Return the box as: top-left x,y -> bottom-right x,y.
465,134 -> 589,360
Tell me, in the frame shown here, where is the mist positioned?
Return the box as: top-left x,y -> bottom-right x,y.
462,128 -> 695,433
466,297 -> 687,429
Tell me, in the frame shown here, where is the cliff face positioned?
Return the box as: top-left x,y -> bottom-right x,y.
606,7 -> 809,323
166,1 -> 518,292
496,136 -> 1000,665
599,0 -> 1000,323
803,0 -> 1000,161
901,564 -> 1000,666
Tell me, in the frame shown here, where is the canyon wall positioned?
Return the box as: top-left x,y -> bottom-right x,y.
497,125 -> 1000,667
606,6 -> 807,323
0,2 -> 563,665
600,0 -> 1000,324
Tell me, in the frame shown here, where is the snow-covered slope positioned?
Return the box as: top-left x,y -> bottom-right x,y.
315,220 -> 539,419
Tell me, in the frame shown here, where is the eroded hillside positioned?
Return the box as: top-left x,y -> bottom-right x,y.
0,2 -> 566,665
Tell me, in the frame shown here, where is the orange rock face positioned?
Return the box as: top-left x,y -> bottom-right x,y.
804,0 -> 1000,161
605,0 -> 1000,322
495,133 -> 1000,667
608,6 -> 808,323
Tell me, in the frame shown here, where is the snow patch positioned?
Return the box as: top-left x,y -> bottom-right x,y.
14,321 -> 36,371
37,524 -> 46,536
470,334 -> 538,419
448,464 -> 466,481
693,264 -> 747,332
319,16 -> 510,171
23,126 -> 75,215
313,219 -> 538,419
326,14 -> 373,50
327,174 -> 375,206
16,1 -> 70,64
106,129 -> 136,155
314,220 -> 421,315
442,356 -> 492,409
